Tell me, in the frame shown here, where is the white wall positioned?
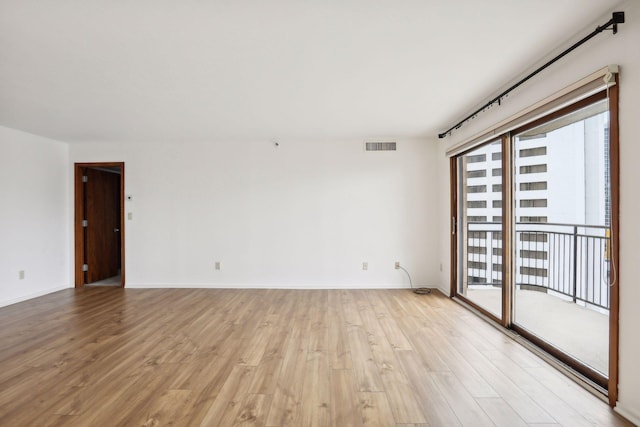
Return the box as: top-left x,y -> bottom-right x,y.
436,0 -> 640,420
70,138 -> 438,289
0,126 -> 70,306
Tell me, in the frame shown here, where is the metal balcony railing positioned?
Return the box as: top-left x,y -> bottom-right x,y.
464,221 -> 611,310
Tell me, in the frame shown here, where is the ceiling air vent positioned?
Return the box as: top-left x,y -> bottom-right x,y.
365,141 -> 396,151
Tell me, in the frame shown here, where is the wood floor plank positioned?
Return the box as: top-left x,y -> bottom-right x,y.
419,326 -> 498,397
68,364 -> 180,426
347,325 -> 385,392
265,293 -> 312,427
448,336 -> 557,424
331,369 -> 362,427
522,365 -> 635,427
429,371 -> 495,427
247,351 -> 284,395
340,289 -> 364,327
198,365 -> 256,426
395,350 -> 461,426
238,314 -> 280,366
234,393 -> 271,426
366,291 -> 413,350
358,392 -> 396,427
299,351 -> 331,427
482,349 -> 597,427
134,389 -> 193,427
264,337 -> 308,427
0,288 -> 632,427
390,308 -> 453,373
356,299 -> 433,425
328,290 -> 353,370
476,397 -> 528,427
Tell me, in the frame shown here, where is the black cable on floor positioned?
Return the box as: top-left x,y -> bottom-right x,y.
398,265 -> 431,295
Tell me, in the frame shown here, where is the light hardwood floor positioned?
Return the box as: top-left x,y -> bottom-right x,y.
0,288 -> 632,426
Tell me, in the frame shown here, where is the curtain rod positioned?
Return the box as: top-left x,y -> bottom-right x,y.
438,11 -> 625,139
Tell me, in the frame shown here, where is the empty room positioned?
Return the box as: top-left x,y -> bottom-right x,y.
1,0 -> 639,426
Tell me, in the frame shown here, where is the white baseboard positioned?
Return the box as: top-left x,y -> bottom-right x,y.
435,284 -> 450,296
125,282 -> 439,290
0,285 -> 71,308
614,405 -> 640,426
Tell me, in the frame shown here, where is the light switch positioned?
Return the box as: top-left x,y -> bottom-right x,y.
127,212 -> 133,220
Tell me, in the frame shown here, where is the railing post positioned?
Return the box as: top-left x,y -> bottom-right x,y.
572,226 -> 578,303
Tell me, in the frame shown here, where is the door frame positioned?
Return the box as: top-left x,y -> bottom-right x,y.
74,162 -> 125,288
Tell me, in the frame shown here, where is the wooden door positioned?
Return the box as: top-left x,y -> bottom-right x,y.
85,168 -> 121,283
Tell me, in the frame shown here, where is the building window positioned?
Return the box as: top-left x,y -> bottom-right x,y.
519,216 -> 548,223
467,200 -> 487,209
520,266 -> 548,277
492,200 -> 503,208
492,152 -> 502,161
469,261 -> 487,270
468,169 -> 487,178
492,168 -> 502,176
492,248 -> 502,256
468,246 -> 487,254
467,216 -> 487,223
467,185 -> 487,193
520,232 -> 548,242
492,184 -> 502,192
492,216 -> 502,222
520,199 -> 547,208
518,133 -> 547,141
520,164 -> 547,174
520,181 -> 547,191
467,154 -> 486,163
519,147 -> 547,157
468,231 -> 487,239
520,250 -> 548,260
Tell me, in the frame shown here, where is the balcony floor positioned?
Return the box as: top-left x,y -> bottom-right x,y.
466,288 -> 609,375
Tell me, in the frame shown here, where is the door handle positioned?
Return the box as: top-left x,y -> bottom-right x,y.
114,228 -> 120,232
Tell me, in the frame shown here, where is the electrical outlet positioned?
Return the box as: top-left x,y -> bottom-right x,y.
395,261 -> 400,270
215,261 -> 221,271
362,262 -> 368,271
127,212 -> 133,220
19,270 -> 25,280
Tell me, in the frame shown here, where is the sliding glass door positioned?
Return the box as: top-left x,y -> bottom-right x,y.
452,88 -> 618,391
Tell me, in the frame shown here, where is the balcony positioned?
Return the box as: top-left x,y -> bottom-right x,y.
461,221 -> 610,375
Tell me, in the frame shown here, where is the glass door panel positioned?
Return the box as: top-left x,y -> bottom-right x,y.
457,140 -> 503,319
513,99 -> 610,377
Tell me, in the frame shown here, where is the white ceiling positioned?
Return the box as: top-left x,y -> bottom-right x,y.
0,0 -> 623,143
